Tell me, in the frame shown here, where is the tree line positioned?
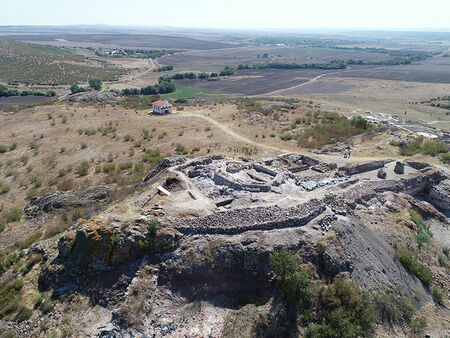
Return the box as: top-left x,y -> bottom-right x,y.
93,48 -> 169,59
156,65 -> 174,72
0,85 -> 56,98
121,78 -> 175,96
236,53 -> 433,71
156,66 -> 235,82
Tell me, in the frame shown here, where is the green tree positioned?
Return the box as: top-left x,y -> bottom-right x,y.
88,77 -> 103,91
70,83 -> 79,94
269,248 -> 297,283
281,270 -> 311,305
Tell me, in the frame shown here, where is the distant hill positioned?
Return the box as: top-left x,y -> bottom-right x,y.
0,40 -> 125,85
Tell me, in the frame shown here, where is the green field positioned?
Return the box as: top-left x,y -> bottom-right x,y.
0,41 -> 126,85
161,85 -> 220,100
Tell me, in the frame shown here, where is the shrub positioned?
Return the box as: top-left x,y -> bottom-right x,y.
88,77 -> 103,91
21,254 -> 42,275
438,254 -> 448,267
95,166 -> 102,173
374,288 -> 416,323
111,233 -> 120,247
124,135 -> 134,142
0,279 -> 24,318
15,306 -> 32,322
142,129 -> 151,140
33,294 -> 44,306
442,153 -> 450,164
410,317 -> 427,334
30,176 -> 42,188
103,163 -> 116,173
138,239 -> 149,250
142,149 -> 163,165
9,143 -> 16,151
119,162 -> 133,171
133,163 -> 145,174
29,142 -> 38,150
20,155 -> 28,165
298,114 -> 371,149
175,144 -> 188,155
431,285 -> 445,304
395,246 -> 432,286
310,275 -> 377,337
1,185 -> 11,194
147,219 -> 160,236
40,299 -> 54,314
58,169 -> 67,177
443,246 -> 449,257
0,145 -> 7,153
280,134 -> 293,141
396,137 -> 448,157
77,161 -> 89,176
7,208 -> 23,223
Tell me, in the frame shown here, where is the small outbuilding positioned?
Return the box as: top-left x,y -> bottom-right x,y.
152,100 -> 174,114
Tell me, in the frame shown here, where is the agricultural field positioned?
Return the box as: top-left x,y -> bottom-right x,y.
0,40 -> 126,85
0,33 -> 237,50
158,46 -> 397,72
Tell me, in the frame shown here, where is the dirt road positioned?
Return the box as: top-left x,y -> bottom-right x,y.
178,110 -> 449,171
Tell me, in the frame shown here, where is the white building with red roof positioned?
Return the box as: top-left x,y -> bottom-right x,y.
152,100 -> 174,114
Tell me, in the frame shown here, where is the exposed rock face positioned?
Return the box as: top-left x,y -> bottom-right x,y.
39,217 -> 183,295
143,155 -> 187,183
427,179 -> 450,214
23,186 -> 113,218
394,161 -> 405,174
377,168 -> 387,179
67,91 -> 118,103
321,218 -> 430,301
338,159 -> 392,176
406,160 -> 431,170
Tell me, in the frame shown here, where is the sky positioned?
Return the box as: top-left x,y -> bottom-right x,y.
1,0 -> 449,31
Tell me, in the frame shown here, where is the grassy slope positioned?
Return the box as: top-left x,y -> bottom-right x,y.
0,41 -> 126,85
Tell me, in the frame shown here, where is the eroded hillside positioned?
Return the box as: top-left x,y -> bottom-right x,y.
1,152 -> 448,337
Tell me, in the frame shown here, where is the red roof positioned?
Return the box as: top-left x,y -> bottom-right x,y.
153,100 -> 165,106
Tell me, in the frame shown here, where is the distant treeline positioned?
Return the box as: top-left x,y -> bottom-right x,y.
422,96 -> 450,110
252,36 -> 356,47
93,48 -> 170,59
156,65 -> 174,72
0,85 -> 56,98
121,78 -> 175,96
251,37 -> 437,63
237,53 -> 433,71
239,60 -> 348,70
157,66 -> 235,82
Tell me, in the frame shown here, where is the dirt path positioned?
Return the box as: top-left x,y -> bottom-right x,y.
260,65 -> 398,96
261,69 -> 348,96
178,110 -> 450,171
180,111 -> 290,153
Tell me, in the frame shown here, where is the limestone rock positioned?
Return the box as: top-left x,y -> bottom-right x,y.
377,168 -> 387,179
23,186 -> 113,218
394,161 -> 405,174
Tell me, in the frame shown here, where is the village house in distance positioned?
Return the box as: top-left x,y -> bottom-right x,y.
152,100 -> 174,114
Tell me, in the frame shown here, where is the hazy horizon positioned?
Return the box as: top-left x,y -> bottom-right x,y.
1,0 -> 450,31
